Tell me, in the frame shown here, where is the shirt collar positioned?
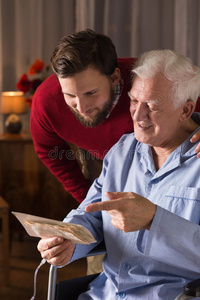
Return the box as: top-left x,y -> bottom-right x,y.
106,77 -> 124,118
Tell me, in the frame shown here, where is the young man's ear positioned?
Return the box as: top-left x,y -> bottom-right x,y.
180,100 -> 196,121
110,68 -> 121,88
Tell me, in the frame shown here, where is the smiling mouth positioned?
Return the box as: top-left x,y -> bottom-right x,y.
138,123 -> 152,129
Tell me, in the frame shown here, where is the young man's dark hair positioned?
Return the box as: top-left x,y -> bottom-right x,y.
51,29 -> 118,78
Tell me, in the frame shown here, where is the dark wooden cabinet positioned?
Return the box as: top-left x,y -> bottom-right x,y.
0,132 -> 78,232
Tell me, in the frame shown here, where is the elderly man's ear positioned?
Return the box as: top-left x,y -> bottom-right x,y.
179,100 -> 196,121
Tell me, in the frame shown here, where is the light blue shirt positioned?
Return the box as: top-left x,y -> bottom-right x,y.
64,128 -> 200,300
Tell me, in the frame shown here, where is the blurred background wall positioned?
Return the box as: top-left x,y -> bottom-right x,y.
0,0 -> 200,131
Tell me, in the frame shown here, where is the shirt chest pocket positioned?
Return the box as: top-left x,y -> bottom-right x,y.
164,186 -> 200,224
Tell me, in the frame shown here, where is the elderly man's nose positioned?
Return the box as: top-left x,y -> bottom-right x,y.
133,104 -> 148,121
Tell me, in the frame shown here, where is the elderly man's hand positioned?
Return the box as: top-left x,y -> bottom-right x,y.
191,129 -> 200,158
85,192 -> 156,232
37,237 -> 75,266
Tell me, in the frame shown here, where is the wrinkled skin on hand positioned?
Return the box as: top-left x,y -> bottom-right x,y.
86,191 -> 157,232
37,236 -> 75,266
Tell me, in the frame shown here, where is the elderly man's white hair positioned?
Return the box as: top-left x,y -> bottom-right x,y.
132,50 -> 200,108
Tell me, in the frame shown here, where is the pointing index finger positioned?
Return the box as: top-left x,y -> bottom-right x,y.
85,200 -> 117,213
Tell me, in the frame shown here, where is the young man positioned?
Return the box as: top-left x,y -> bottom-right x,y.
31,29 -> 136,204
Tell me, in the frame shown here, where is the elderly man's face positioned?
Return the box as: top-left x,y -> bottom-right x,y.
129,73 -> 184,148
59,67 -> 120,127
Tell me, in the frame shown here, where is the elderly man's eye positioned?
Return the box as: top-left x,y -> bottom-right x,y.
128,92 -> 138,105
147,103 -> 159,111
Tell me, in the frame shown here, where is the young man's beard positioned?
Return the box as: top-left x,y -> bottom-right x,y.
69,89 -> 115,128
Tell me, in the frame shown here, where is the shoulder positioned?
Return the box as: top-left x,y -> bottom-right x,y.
32,74 -> 65,111
117,57 -> 137,76
117,57 -> 137,91
117,132 -> 137,148
107,132 -> 138,159
34,74 -> 61,97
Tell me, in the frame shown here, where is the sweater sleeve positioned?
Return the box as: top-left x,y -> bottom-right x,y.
30,80 -> 91,203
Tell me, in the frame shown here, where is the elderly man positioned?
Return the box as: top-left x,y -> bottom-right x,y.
38,50 -> 200,299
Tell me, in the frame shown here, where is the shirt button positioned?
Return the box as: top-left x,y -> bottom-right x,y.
123,263 -> 131,270
118,292 -> 126,298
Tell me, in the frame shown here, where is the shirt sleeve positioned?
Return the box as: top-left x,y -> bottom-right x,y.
137,206 -> 200,274
62,175 -> 105,262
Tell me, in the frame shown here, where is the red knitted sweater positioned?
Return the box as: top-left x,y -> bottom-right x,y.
31,58 -> 136,202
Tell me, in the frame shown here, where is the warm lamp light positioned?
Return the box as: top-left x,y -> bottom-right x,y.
0,91 -> 27,133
